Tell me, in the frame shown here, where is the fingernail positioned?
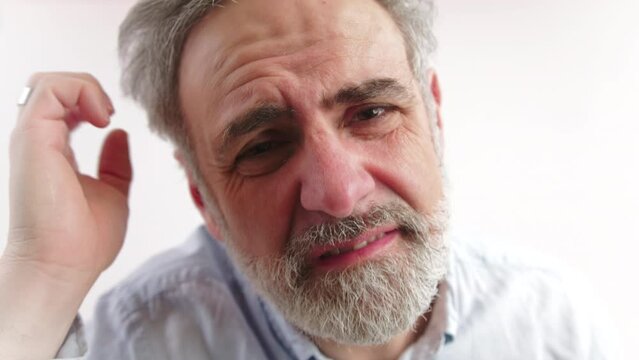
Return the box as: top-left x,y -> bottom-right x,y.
103,108 -> 112,125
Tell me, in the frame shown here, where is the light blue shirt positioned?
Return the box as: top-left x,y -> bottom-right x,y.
56,227 -> 613,359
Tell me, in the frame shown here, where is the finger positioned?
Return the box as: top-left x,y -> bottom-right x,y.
30,72 -> 115,111
98,130 -> 133,197
18,73 -> 113,130
55,72 -> 115,113
70,73 -> 115,115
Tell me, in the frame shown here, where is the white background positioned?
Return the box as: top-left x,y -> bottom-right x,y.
1,0 -> 637,357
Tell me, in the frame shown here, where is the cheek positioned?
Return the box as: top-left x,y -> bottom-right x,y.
215,173 -> 297,258
364,120 -> 444,214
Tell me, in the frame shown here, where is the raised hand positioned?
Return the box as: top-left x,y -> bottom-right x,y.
7,72 -> 132,277
0,72 -> 132,359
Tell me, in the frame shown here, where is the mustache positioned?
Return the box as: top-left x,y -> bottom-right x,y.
285,202 -> 432,258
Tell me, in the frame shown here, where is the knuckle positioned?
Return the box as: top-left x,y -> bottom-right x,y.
27,72 -> 45,85
76,71 -> 93,79
26,72 -> 105,97
34,75 -> 55,88
75,72 -> 100,85
29,77 -> 62,98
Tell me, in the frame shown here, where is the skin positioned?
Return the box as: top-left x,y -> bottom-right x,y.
1,72 -> 131,358
0,0 -> 444,358
179,0 -> 445,358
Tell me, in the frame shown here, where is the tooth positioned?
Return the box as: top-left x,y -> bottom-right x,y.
352,241 -> 369,251
372,232 -> 385,242
328,248 -> 341,256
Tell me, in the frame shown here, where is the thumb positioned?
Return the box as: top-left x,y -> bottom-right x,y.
98,129 -> 133,197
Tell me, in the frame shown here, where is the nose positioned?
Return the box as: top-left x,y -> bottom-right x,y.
299,133 -> 375,218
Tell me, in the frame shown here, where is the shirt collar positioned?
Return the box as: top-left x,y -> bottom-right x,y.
258,297 -> 322,360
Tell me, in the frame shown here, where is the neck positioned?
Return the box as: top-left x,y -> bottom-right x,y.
312,315 -> 428,360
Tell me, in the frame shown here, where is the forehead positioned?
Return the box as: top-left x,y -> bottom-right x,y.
179,0 -> 413,131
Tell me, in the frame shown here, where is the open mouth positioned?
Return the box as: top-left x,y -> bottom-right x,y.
318,230 -> 389,259
310,227 -> 400,270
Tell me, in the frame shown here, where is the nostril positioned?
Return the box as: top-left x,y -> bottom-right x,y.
299,136 -> 375,217
300,168 -> 375,218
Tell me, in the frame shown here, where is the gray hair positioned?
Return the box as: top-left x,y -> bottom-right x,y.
119,0 -> 438,163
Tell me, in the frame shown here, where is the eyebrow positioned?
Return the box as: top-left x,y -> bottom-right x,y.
217,78 -> 413,157
218,104 -> 294,156
323,78 -> 414,108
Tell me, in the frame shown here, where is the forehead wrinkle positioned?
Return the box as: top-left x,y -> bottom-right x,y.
198,0 -> 390,112
195,12 -> 315,120
185,0 -> 414,161
204,37 -> 324,127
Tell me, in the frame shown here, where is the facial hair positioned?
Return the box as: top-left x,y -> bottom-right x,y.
225,200 -> 450,345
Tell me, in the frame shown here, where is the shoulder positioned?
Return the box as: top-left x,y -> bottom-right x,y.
85,227 -> 271,359
445,237 -> 612,359
96,226 -> 240,323
448,237 -> 571,299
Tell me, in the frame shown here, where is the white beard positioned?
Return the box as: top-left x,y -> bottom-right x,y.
226,200 -> 450,345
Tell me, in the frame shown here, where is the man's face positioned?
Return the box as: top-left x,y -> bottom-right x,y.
179,0 -> 448,344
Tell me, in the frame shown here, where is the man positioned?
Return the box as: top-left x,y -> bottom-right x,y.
0,0 -> 610,359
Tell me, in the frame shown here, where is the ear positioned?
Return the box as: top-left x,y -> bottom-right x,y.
174,150 -> 225,241
428,70 -> 444,152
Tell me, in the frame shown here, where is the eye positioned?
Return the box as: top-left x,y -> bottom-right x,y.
234,139 -> 295,176
237,141 -> 280,160
351,104 -> 401,125
347,104 -> 401,138
353,106 -> 389,122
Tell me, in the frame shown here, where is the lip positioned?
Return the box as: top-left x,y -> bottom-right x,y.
309,225 -> 400,272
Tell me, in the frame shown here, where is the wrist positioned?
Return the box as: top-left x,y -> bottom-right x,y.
0,256 -> 97,359
0,238 -> 102,286
0,256 -> 98,297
